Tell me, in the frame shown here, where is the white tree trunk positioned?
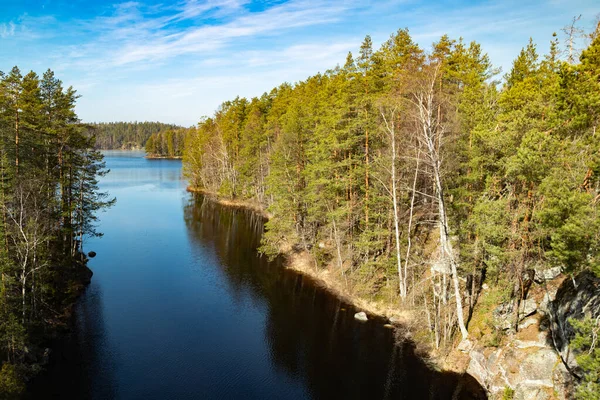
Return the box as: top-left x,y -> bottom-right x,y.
415,65 -> 469,340
381,109 -> 405,299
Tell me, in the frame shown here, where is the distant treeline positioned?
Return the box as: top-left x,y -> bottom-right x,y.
91,121 -> 181,149
145,128 -> 193,158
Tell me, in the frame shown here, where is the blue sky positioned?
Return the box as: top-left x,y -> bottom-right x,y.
1,0 -> 598,126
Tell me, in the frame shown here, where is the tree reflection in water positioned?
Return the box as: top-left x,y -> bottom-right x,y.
184,195 -> 486,400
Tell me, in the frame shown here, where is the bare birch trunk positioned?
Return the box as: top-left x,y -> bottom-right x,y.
415,64 -> 469,340
381,109 -> 405,299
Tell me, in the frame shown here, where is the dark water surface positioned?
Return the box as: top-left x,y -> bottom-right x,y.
28,151 -> 485,399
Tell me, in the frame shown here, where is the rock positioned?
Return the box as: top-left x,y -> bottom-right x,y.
514,339 -> 546,349
77,265 -> 93,285
511,348 -> 566,400
494,299 -> 536,329
88,251 -> 97,258
520,348 -> 559,383
354,311 -> 368,322
42,348 -> 51,366
466,349 -> 489,387
538,290 -> 557,316
549,270 -> 600,374
518,317 -> 538,330
552,360 -> 575,399
514,382 -> 551,400
457,338 -> 473,352
519,298 -> 537,319
534,266 -> 562,283
468,342 -> 573,399
383,324 -> 394,329
494,302 -> 515,330
467,281 -> 581,400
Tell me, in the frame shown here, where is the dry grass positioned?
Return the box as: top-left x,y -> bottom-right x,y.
285,250 -> 414,326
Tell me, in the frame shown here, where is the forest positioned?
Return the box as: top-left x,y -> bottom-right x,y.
91,121 -> 181,150
183,25 -> 600,397
145,128 -> 192,158
0,67 -> 113,396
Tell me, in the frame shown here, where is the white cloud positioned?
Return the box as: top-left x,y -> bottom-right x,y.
4,0 -> 598,125
0,22 -> 16,38
75,38 -> 362,126
95,0 -> 351,66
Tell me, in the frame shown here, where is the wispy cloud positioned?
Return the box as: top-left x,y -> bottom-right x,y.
60,0 -> 353,68
0,22 -> 16,38
199,41 -> 359,69
2,0 -> 598,125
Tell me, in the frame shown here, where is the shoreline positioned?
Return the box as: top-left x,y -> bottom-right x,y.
94,149 -> 182,160
146,155 -> 183,159
187,187 -> 425,343
186,186 -> 271,219
283,249 -> 414,327
23,259 -> 93,392
186,188 -> 463,377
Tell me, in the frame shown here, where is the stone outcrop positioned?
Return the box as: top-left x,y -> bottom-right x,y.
534,266 -> 562,284
549,270 -> 600,375
466,314 -> 573,399
462,269 -> 593,399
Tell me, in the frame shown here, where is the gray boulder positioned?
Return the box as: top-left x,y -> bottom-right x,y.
354,311 -> 368,322
534,266 -> 562,283
494,298 -> 538,330
519,298 -> 537,319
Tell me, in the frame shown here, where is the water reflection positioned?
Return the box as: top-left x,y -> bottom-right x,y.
28,151 -> 485,399
184,195 -> 487,400
26,282 -> 118,399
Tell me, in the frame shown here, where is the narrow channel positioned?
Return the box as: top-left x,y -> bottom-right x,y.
28,150 -> 485,399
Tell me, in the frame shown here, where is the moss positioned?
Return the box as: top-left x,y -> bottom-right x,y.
502,386 -> 515,400
468,284 -> 511,347
484,327 -> 505,348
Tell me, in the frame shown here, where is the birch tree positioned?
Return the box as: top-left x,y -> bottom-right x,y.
411,62 -> 469,340
379,105 -> 406,299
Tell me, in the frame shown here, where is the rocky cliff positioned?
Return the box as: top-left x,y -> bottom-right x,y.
455,269 -> 599,399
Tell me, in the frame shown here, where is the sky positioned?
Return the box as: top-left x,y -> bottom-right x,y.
1,0 -> 598,126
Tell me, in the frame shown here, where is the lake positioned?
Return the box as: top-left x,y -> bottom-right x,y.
28,150 -> 485,399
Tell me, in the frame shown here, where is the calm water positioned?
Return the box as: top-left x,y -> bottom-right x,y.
29,150 -> 485,399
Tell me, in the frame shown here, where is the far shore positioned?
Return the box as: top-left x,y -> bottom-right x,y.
146,155 -> 183,159
95,148 -> 183,160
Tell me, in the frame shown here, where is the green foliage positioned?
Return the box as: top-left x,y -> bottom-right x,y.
502,386 -> 515,400
570,316 -> 600,399
0,363 -> 25,399
145,128 -> 190,157
91,121 -> 181,149
0,66 -> 113,392
182,22 -> 600,349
